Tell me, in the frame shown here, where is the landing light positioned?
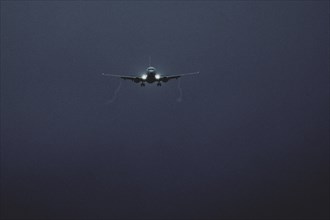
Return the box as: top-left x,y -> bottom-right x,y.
141,74 -> 147,80
155,74 -> 161,80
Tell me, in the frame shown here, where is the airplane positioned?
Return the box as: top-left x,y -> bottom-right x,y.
102,58 -> 199,87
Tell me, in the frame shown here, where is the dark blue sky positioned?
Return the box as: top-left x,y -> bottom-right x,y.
1,1 -> 329,219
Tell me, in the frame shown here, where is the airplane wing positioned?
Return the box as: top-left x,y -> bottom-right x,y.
159,71 -> 199,82
101,73 -> 142,82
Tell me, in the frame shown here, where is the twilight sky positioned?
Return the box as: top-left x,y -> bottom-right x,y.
1,1 -> 329,219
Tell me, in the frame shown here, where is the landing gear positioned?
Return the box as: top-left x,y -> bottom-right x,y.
157,82 -> 161,86
141,83 -> 145,87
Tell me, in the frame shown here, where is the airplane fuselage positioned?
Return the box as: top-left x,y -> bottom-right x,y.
141,66 -> 163,85
145,72 -> 156,83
